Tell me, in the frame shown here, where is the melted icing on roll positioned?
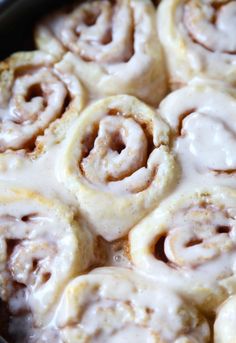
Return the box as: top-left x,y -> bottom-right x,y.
57,95 -> 176,241
214,295 -> 236,343
0,189 -> 95,327
159,83 -> 236,175
184,1 -> 236,54
157,0 -> 236,88
47,0 -> 134,63
164,201 -> 235,268
129,187 -> 236,313
54,268 -> 210,343
35,0 -> 167,106
0,51 -> 85,152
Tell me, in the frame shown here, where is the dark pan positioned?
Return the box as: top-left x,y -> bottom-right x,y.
0,1 -> 75,342
0,0 -> 75,59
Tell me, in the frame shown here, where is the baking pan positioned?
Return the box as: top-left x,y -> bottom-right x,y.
0,1 -> 74,342
0,0 -> 75,59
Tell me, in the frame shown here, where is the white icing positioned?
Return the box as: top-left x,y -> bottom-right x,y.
159,81 -> 236,189
35,0 -> 167,106
0,191 -> 93,328
214,295 -> 236,343
54,268 -> 210,343
184,1 -> 236,53
180,112 -> 236,170
0,51 -> 84,152
157,0 -> 236,86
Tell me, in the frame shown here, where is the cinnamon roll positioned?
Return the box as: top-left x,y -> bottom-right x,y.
159,81 -> 236,180
0,188 -> 95,327
54,267 -> 210,343
0,51 -> 85,152
157,0 -> 236,89
214,295 -> 236,343
57,95 -> 176,241
35,0 -> 167,106
129,187 -> 236,313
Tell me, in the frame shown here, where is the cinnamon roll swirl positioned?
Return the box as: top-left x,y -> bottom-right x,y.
157,0 -> 236,89
214,295 -> 236,343
35,0 -> 167,106
129,187 -> 236,313
54,267 -> 210,343
0,188 -> 95,327
159,81 -> 236,180
0,51 -> 85,152
57,95 -> 176,241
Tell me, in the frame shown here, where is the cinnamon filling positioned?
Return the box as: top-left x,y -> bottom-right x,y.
177,108 -> 196,136
83,9 -> 101,27
216,225 -> 231,234
110,131 -> 126,154
80,113 -> 154,168
6,239 -> 21,258
185,238 -> 203,248
81,123 -> 99,160
153,234 -> 169,264
21,213 -> 39,222
25,84 -> 45,103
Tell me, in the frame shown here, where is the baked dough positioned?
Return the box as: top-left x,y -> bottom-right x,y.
129,187 -> 236,313
54,267 -> 210,343
35,0 -> 167,106
57,94 -> 176,241
0,188 -> 95,327
157,0 -> 236,89
0,51 -> 85,152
